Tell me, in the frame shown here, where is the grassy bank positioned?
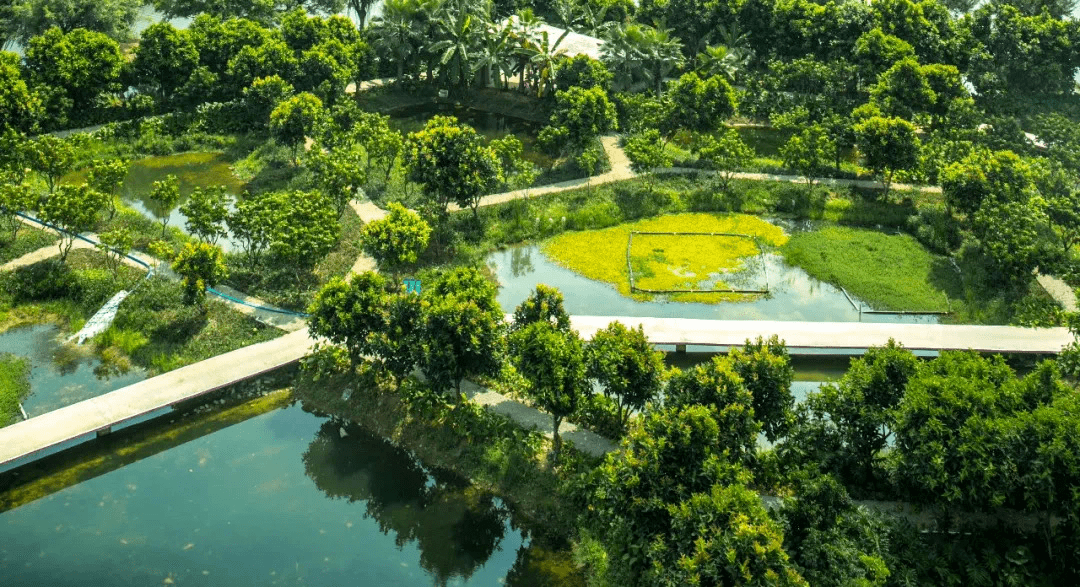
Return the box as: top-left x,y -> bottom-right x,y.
781,226 -> 959,312
0,353 -> 31,428
0,227 -> 58,266
542,213 -> 788,303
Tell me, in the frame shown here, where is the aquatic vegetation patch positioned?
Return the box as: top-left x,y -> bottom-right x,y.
781,226 -> 955,312
0,353 -> 31,428
540,213 -> 788,303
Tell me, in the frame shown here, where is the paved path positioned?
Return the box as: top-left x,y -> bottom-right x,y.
567,315 -> 1071,354
347,200 -> 387,275
0,327 -> 315,470
1035,271 -> 1078,313
461,379 -> 617,457
449,135 -> 634,211
212,285 -> 307,332
656,167 -> 943,194
1,231 -> 158,273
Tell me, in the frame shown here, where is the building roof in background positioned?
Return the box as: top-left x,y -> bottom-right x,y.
503,17 -> 606,61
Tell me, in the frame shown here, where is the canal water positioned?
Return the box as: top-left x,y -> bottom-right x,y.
0,325 -> 144,419
488,244 -> 939,325
0,401 -> 572,586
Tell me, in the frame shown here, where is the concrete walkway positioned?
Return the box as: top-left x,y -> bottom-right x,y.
1035,271 -> 1078,313
568,315 -> 1071,354
449,135 -> 634,211
347,200 -> 387,275
1,232 -> 158,273
0,327 -> 315,470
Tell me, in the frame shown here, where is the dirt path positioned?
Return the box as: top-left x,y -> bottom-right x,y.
656,166 -> 943,194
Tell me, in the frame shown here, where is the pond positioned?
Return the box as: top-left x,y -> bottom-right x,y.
387,103 -> 554,170
0,401 -> 576,586
0,325 -> 144,419
488,244 -> 939,327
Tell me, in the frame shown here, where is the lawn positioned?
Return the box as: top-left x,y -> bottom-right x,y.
541,213 -> 788,303
0,226 -> 58,266
781,226 -> 958,312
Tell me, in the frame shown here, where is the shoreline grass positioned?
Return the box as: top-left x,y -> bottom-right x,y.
0,353 -> 31,428
780,226 -> 958,312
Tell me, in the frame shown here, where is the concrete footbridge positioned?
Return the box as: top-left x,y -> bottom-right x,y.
0,317 -> 1071,471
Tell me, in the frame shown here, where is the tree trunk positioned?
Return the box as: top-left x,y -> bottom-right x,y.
551,415 -> 562,464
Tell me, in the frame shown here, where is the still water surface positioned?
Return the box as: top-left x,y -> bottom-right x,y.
488,244 -> 939,325
0,403 -> 567,586
0,325 -> 144,418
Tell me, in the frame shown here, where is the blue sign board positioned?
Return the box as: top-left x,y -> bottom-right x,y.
404,278 -> 422,294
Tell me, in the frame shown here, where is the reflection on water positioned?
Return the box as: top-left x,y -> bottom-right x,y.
489,244 -> 939,325
0,403 -> 577,586
0,325 -> 144,418
119,153 -> 245,253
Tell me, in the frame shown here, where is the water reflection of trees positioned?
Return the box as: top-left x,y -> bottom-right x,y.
510,247 -> 534,277
302,420 -> 509,586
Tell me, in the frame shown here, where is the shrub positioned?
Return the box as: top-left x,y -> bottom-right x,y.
908,204 -> 961,254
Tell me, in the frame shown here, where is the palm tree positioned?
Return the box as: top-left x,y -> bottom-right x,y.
508,9 -> 542,92
528,28 -> 569,98
696,44 -> 749,84
634,24 -> 684,96
474,20 -> 512,88
373,0 -> 425,80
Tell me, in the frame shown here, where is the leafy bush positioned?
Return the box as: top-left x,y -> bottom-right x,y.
908,204 -> 962,254
4,260 -> 82,302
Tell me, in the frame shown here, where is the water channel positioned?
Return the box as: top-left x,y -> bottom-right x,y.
0,399 -> 570,586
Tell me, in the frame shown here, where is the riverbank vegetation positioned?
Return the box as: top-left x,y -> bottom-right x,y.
0,353 -> 31,428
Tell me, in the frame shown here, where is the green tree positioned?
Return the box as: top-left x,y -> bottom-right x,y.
173,241 -> 229,306
782,339 -> 919,489
779,475 -> 891,587
25,134 -> 73,194
666,356 -> 761,467
23,27 -> 123,128
269,91 -> 324,163
8,0 -> 140,44
403,115 -> 499,218
511,320 -> 587,463
941,149 -> 1035,216
547,86 -> 617,152
693,128 -> 755,193
553,54 -> 612,93
227,194 -> 274,269
153,0 -> 345,23
96,227 -> 133,280
854,115 -> 920,198
39,184 -> 107,262
853,28 -> 915,85
417,266 -> 505,397
729,335 -> 795,443
660,72 -> 737,138
0,52 -> 40,133
180,185 -> 230,245
623,129 -> 672,188
972,198 -> 1057,286
132,22 -> 200,105
266,190 -> 340,279
489,134 -> 536,191
0,179 -> 36,241
585,321 -> 665,432
308,271 -> 422,381
868,57 -> 934,121
243,75 -> 294,129
780,124 -> 834,191
359,202 -> 431,278
587,404 -> 805,586
148,175 -> 182,238
85,158 -> 128,220
511,283 -> 571,333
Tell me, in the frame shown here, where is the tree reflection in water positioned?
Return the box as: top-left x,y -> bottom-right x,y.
302,419 -> 509,586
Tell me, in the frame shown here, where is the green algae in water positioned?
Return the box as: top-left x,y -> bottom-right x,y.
122,152 -> 246,218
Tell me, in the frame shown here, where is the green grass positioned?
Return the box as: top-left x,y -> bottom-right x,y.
542,213 -> 788,303
0,353 -> 31,428
105,275 -> 280,375
781,226 -> 959,312
0,227 -> 58,265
